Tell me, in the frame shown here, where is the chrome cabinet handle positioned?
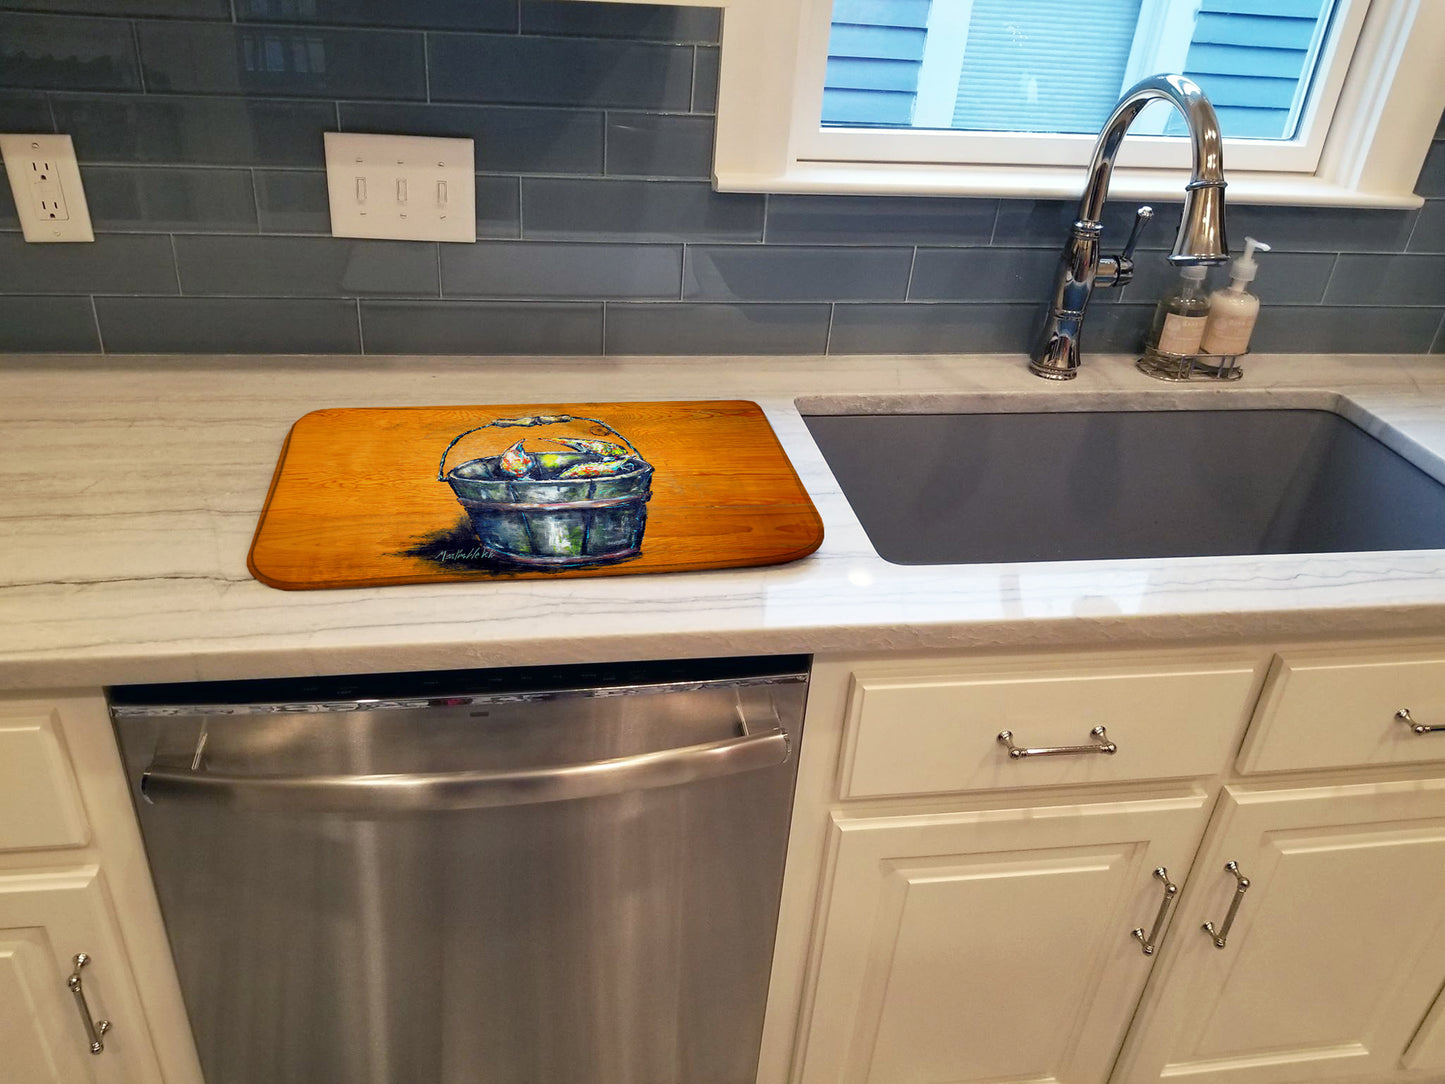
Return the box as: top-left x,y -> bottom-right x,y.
1396,709 -> 1445,735
996,725 -> 1117,759
1130,867 -> 1179,956
1201,861 -> 1251,949
66,953 -> 111,1055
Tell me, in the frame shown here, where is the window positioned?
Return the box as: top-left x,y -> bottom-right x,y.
659,0 -> 1445,206
822,0 -> 1337,142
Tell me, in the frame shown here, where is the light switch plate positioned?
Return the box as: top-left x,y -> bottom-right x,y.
324,132 -> 476,243
0,133 -> 94,243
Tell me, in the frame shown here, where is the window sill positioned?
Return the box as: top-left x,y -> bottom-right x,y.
715,162 -> 1426,209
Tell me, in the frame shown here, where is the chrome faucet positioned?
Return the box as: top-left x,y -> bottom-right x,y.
1030,74 -> 1230,380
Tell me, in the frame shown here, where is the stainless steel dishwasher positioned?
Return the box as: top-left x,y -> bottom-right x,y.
110,655 -> 809,1084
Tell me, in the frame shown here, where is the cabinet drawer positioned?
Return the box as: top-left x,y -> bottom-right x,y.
0,705 -> 88,850
841,662 -> 1259,798
1239,650 -> 1445,774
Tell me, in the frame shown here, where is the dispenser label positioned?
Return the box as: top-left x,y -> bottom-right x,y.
1200,313 -> 1255,355
1157,313 -> 1207,355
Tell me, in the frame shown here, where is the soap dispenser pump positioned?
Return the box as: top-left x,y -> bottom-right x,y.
1200,237 -> 1271,356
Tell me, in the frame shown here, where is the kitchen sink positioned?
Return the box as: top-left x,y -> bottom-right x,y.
802,408 -> 1445,564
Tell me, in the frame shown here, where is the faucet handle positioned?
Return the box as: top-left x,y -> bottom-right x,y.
1098,205 -> 1154,289
1121,205 -> 1154,262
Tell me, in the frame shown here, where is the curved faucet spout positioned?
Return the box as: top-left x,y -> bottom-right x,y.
1030,74 -> 1229,381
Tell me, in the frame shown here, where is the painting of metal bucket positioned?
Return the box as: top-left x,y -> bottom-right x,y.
246,399 -> 824,590
437,414 -> 654,568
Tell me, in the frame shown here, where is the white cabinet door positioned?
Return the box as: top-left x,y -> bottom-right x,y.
795,792 -> 1212,1084
1115,777 -> 1445,1083
0,866 -> 163,1084
0,703 -> 89,850
0,926 -> 97,1084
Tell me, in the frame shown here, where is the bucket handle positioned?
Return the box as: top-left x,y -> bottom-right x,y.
437,415 -> 645,480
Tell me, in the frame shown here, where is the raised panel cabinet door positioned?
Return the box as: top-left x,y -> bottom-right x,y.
0,866 -> 164,1084
0,928 -> 97,1084
0,703 -> 89,849
1113,777 -> 1445,1083
794,792 -> 1213,1084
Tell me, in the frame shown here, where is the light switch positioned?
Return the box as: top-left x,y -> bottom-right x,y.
324,132 -> 475,243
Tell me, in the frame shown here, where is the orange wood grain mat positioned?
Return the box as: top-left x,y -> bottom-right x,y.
247,401 -> 824,590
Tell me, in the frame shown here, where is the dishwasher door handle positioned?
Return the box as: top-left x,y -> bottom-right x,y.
140,723 -> 791,813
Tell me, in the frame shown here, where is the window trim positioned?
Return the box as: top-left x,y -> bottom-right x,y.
589,0 -> 1445,207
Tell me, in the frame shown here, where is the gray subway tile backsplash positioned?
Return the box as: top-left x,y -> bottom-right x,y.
521,178 -> 764,242
605,302 -> 831,355
692,47 -> 719,114
0,13 -> 141,92
1251,305 -> 1445,354
684,246 -> 913,302
137,21 -> 427,100
340,103 -> 604,175
605,113 -> 714,178
0,176 -> 16,228
1223,203 -> 1419,254
1324,253 -> 1445,307
0,296 -> 100,351
1416,142 -> 1445,199
95,296 -> 362,353
428,33 -> 692,110
0,6 -> 1441,358
475,176 -> 522,239
1408,200 -> 1445,254
175,235 -> 439,297
83,166 -> 258,232
51,94 -> 337,167
442,241 -> 682,299
234,0 -> 518,32
0,90 -> 54,131
0,0 -> 229,16
360,300 -> 603,355
828,303 -> 1043,355
765,195 -> 997,246
253,169 -> 330,233
0,233 -> 177,293
518,1 -> 721,44
1076,303 -> 1155,353
909,247 -> 1060,302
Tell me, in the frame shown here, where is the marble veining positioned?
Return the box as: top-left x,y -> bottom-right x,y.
6,351 -> 1445,690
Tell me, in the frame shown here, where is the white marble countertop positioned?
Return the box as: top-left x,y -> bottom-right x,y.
6,351 -> 1445,691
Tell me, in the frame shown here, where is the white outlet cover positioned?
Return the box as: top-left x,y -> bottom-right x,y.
324,132 -> 476,243
0,133 -> 94,243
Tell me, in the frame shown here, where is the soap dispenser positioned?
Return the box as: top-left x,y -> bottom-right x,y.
1200,237 -> 1271,356
1145,264 -> 1210,355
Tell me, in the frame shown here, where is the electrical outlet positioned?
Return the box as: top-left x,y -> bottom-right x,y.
323,132 -> 476,243
0,133 -> 94,243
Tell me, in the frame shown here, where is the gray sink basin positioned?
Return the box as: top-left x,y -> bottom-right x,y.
803,408 -> 1445,564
